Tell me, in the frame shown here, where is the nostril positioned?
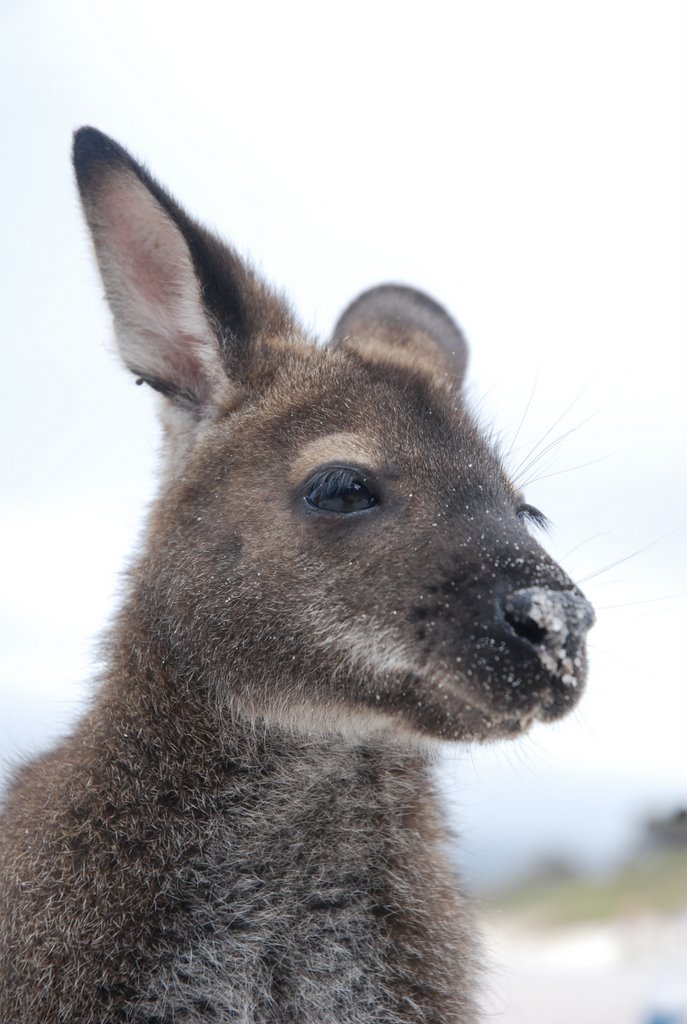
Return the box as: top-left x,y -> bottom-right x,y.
501,586 -> 594,654
500,587 -> 594,686
503,607 -> 548,647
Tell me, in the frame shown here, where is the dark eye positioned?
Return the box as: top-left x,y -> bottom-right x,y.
516,502 -> 549,531
305,468 -> 379,513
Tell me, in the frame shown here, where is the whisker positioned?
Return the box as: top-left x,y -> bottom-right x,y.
512,733 -> 554,773
585,640 -> 619,661
560,532 -> 613,562
512,434 -> 573,486
505,374 -> 539,462
516,453 -> 564,489
520,453 -> 612,489
568,703 -> 591,734
512,412 -> 599,485
586,577 -> 637,589
594,592 -> 687,610
574,531 -> 680,585
509,390 -> 587,478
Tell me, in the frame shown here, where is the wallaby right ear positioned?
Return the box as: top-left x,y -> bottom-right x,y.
73,127 -> 296,411
331,284 -> 468,387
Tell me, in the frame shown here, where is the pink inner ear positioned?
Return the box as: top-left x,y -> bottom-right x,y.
91,171 -> 218,404
139,330 -> 213,403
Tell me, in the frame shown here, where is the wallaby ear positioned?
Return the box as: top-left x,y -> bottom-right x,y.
331,284 -> 468,385
73,127 -> 297,411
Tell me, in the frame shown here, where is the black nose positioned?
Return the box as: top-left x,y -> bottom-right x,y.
501,587 -> 595,682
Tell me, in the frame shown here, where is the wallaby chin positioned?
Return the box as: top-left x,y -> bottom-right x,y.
0,127 -> 594,1023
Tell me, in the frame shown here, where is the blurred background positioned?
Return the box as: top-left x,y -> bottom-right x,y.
1,2 -> 685,1021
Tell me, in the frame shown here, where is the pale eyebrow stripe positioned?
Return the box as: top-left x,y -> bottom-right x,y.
289,432 -> 384,485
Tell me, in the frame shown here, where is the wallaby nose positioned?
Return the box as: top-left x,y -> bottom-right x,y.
501,587 -> 595,679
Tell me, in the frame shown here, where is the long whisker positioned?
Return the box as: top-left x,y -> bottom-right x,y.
586,577 -> 637,589
594,592 -> 686,610
560,532 -> 613,562
513,412 -> 599,485
511,431 -> 575,485
505,374 -> 539,462
574,532 -> 680,585
520,452 -> 612,489
509,390 -> 587,478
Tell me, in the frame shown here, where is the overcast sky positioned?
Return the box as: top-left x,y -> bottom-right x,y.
1,0 -> 685,883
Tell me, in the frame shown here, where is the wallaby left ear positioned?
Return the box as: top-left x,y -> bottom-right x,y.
73,127 -> 298,412
331,284 -> 468,386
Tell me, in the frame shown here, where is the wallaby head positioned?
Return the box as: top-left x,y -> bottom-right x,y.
73,126 -> 593,747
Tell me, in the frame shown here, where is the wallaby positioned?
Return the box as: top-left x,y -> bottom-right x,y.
0,127 -> 594,1023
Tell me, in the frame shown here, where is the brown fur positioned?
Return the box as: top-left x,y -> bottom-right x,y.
0,128 -> 594,1022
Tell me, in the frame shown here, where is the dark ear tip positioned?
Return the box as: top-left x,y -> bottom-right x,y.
72,127 -> 131,186
347,284 -> 454,324
333,282 -> 465,346
332,281 -> 469,381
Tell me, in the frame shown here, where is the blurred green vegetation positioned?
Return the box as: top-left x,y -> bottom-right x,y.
488,848 -> 687,927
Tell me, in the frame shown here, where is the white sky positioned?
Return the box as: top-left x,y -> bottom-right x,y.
1,0 -> 685,882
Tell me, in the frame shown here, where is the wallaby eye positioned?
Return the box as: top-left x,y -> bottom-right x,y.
516,502 -> 549,531
305,468 -> 379,513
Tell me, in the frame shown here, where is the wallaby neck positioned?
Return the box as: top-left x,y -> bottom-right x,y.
3,643 -> 477,1022
64,640 -> 477,1022
96,606 -> 429,780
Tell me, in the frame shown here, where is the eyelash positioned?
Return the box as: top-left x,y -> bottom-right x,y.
304,468 -> 379,513
516,503 -> 549,531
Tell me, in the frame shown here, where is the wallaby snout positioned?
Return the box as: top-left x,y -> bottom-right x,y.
378,505 -> 595,741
